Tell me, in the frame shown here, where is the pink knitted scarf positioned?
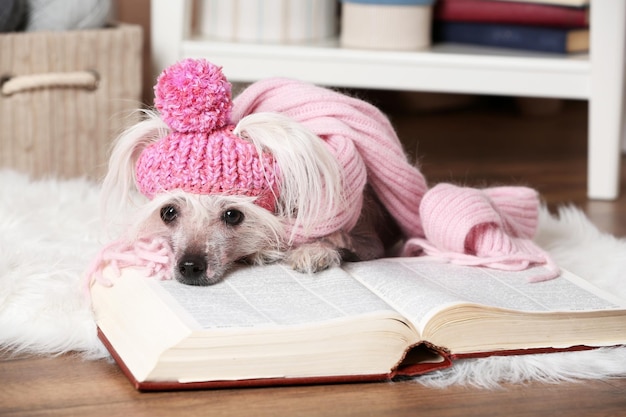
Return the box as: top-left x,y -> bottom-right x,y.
84,237 -> 173,291
232,77 -> 429,241
404,184 -> 558,282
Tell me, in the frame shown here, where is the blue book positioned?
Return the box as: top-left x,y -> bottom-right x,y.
434,21 -> 589,54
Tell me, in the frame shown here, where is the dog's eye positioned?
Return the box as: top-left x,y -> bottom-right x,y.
222,209 -> 244,226
160,205 -> 178,224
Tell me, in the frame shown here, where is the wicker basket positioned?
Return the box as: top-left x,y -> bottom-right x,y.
0,24 -> 143,180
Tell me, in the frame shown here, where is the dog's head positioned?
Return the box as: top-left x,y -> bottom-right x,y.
101,111 -> 345,286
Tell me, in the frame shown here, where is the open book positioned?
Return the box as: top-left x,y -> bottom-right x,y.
89,257 -> 626,391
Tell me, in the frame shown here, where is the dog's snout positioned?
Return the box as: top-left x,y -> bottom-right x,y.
178,255 -> 207,284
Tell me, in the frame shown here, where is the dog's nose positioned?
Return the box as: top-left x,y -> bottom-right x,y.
177,255 -> 207,284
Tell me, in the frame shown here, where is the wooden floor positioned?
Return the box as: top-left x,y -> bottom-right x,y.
3,97 -> 626,417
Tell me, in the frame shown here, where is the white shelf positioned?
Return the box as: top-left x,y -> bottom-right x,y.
182,37 -> 591,99
151,0 -> 626,200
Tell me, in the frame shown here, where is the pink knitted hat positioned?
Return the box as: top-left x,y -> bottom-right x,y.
135,59 -> 279,212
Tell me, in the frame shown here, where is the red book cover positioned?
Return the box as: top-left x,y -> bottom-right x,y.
434,0 -> 589,28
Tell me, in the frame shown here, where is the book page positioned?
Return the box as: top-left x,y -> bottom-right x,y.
344,258 -> 625,333
156,263 -> 399,330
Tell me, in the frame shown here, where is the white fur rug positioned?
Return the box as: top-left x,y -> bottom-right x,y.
1,169 -> 625,388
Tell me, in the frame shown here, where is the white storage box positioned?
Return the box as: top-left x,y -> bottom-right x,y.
340,0 -> 434,50
198,0 -> 337,43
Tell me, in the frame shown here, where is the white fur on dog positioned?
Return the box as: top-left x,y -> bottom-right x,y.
0,170 -> 624,386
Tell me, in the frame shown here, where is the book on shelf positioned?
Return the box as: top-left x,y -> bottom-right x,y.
433,21 -> 589,54
89,257 -> 626,391
434,0 -> 589,28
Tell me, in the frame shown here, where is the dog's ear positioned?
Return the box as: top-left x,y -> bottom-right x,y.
100,110 -> 169,222
233,112 -> 345,243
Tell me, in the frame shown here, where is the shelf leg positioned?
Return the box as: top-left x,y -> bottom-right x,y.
587,0 -> 626,199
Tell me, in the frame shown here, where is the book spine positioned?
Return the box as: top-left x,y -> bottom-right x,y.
434,22 -> 572,54
434,0 -> 588,28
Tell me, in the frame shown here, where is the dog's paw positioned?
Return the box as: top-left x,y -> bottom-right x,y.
286,242 -> 342,274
